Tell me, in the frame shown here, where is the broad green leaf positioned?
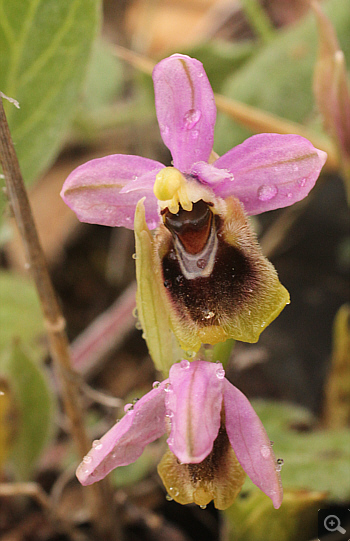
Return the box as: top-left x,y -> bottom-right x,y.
0,341 -> 55,480
0,376 -> 18,472
0,0 -> 100,188
225,488 -> 327,541
0,271 -> 43,353
251,401 -> 350,502
214,0 -> 350,153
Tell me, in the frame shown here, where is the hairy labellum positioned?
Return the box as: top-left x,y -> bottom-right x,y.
154,196 -> 289,352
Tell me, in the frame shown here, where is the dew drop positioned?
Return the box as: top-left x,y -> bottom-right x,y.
167,436 -> 174,446
191,129 -> 199,139
198,72 -> 203,78
83,455 -> 92,464
166,410 -> 174,419
132,253 -> 137,259
180,359 -> 190,369
135,321 -> 143,330
164,383 -> 172,393
164,280 -> 172,288
270,440 -> 274,446
124,403 -> 133,412
216,367 -> 225,379
298,177 -> 306,187
186,350 -> 196,359
152,381 -> 160,388
257,184 -> 278,201
169,486 -> 179,497
199,505 -> 207,510
203,310 -> 215,320
92,440 -> 103,450
287,192 -> 293,198
132,398 -> 140,405
197,258 -> 206,269
260,444 -> 271,459
166,494 -> 173,501
183,108 -> 201,130
132,307 -> 138,318
276,458 -> 284,472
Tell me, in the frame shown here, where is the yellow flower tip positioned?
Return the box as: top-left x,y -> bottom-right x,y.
154,167 -> 193,213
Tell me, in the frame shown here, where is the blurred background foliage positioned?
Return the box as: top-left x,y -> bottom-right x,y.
0,0 -> 349,540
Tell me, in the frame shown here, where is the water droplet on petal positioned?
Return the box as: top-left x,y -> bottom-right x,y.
198,72 -> 203,78
287,192 -> 293,198
180,359 -> 190,369
92,440 -> 103,450
276,458 -> 284,472
164,383 -> 172,393
197,258 -> 206,269
152,381 -> 160,388
166,494 -> 173,501
166,410 -> 174,419
200,505 -> 207,509
257,184 -> 278,201
132,253 -> 137,259
191,129 -> 199,139
186,350 -> 196,359
260,444 -> 271,459
298,177 -> 306,187
169,486 -> 179,497
216,367 -> 225,379
83,455 -> 92,464
167,436 -> 174,446
183,108 -> 201,130
124,403 -> 133,412
132,307 -> 138,318
135,321 -> 143,330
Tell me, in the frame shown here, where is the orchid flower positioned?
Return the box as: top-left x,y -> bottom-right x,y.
61,54 -> 327,358
76,360 -> 283,510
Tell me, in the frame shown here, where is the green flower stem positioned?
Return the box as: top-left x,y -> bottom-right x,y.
240,0 -> 275,44
0,97 -> 121,541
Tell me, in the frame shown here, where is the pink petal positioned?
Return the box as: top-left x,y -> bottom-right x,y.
152,54 -> 216,172
211,134 -> 327,215
60,154 -> 164,229
166,360 -> 223,464
76,381 -> 168,485
223,379 -> 283,509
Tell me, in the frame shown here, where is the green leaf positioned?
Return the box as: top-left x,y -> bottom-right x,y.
214,0 -> 350,153
0,271 -> 44,353
0,0 -> 100,187
0,341 -> 56,479
225,488 -> 327,541
252,401 -> 350,502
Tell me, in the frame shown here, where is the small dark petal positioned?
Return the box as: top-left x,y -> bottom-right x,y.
157,424 -> 246,509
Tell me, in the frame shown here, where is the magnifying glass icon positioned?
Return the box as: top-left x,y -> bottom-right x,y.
324,515 -> 346,534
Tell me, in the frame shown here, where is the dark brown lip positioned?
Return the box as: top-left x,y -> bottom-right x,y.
163,200 -> 213,255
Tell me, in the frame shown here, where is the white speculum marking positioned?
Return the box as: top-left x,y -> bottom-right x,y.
173,219 -> 219,280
